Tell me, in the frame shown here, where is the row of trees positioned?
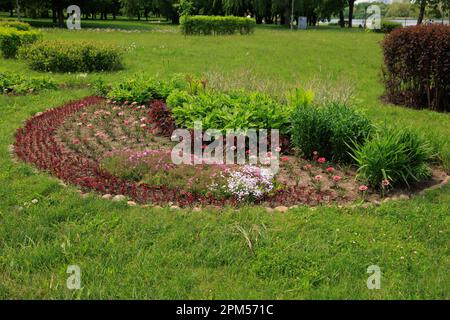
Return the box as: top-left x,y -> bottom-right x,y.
1,0 -> 449,28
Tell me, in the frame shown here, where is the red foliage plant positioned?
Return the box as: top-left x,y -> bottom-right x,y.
382,25 -> 450,112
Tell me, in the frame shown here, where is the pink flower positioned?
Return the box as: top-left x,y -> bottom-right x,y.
303,164 -> 312,170
266,151 -> 273,157
87,124 -> 93,129
326,167 -> 334,173
332,175 -> 342,182
72,139 -> 80,145
124,120 -> 130,126
124,100 -> 129,105
317,157 -> 326,163
359,185 -> 368,192
140,124 -> 146,128
274,147 -> 282,152
313,151 -> 318,156
382,179 -> 390,187
280,156 -> 289,162
118,112 -> 124,116
314,175 -> 322,181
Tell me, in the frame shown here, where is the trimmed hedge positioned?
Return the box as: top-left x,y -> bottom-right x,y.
19,40 -> 124,72
0,27 -> 41,58
0,20 -> 32,31
382,25 -> 450,112
180,15 -> 255,35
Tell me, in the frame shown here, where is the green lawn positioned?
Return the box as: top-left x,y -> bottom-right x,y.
0,24 -> 449,299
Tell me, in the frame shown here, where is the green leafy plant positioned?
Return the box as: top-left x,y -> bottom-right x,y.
350,127 -> 433,188
168,89 -> 290,134
106,74 -> 189,104
0,72 -> 56,94
19,40 -> 123,72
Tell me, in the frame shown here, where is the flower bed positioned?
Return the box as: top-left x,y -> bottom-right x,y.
14,96 -> 361,207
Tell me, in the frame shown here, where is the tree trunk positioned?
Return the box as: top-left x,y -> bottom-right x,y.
57,6 -> 64,28
339,10 -> 345,28
348,0 -> 355,28
15,0 -> 21,21
417,1 -> 426,25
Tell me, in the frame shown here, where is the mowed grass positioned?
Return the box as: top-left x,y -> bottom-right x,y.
0,25 -> 449,299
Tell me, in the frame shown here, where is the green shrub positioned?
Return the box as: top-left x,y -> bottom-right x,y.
0,72 -> 56,94
180,15 -> 255,35
19,40 -> 123,72
0,27 -> 41,58
351,127 -> 433,188
291,103 -> 372,163
0,20 -> 32,31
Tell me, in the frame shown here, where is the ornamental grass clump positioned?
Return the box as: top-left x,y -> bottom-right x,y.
350,127 -> 433,189
291,102 -> 372,163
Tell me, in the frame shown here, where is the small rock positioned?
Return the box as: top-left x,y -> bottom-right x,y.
31,199 -> 38,204
398,194 -> 409,200
153,205 -> 162,209
274,206 -> 289,213
112,194 -> 126,202
170,205 -> 180,210
361,203 -> 371,209
382,197 -> 391,203
289,205 -> 299,210
192,207 -> 202,212
127,201 -> 137,206
266,207 -> 274,213
372,200 -> 382,206
102,194 -> 112,199
80,193 -> 89,198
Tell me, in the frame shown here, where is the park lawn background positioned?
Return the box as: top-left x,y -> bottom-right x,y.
0,24 -> 449,299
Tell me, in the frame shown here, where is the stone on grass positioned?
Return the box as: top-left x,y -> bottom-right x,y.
112,194 -> 126,202
274,206 -> 289,213
127,201 -> 137,206
170,205 -> 180,210
266,207 -> 274,213
192,207 -> 202,212
102,194 -> 112,199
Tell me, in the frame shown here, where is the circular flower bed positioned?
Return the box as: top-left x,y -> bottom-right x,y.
14,97 -> 445,207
